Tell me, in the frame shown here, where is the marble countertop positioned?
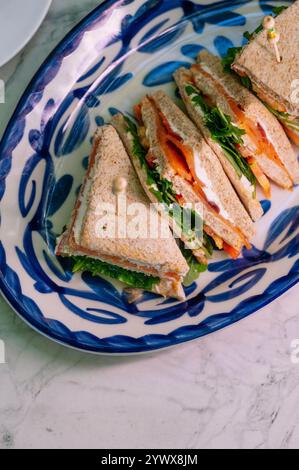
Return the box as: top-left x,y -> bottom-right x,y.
0,0 -> 299,450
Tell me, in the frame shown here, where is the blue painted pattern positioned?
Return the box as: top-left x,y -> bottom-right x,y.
0,0 -> 297,353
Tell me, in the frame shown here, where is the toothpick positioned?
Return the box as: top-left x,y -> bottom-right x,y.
113,176 -> 128,217
113,177 -> 128,195
263,15 -> 281,63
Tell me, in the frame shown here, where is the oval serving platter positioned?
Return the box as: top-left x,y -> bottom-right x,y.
0,0 -> 298,354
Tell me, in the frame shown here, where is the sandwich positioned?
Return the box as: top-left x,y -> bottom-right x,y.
179,51 -> 298,204
112,91 -> 255,261
174,66 -> 263,221
229,2 -> 299,150
55,125 -> 190,300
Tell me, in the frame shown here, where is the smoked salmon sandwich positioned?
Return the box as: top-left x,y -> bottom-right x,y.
178,51 -> 299,211
56,125 -> 190,300
112,91 -> 255,261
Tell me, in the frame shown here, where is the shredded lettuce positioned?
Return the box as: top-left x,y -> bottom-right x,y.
185,85 -> 256,188
71,256 -> 160,290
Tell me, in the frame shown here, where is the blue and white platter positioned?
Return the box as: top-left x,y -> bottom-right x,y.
0,0 -> 298,354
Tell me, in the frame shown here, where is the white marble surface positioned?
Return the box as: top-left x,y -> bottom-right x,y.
0,0 -> 299,450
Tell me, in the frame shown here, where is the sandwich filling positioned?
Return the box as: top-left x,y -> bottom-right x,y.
71,256 -> 160,290
263,106 -> 299,147
125,115 -> 213,258
58,240 -> 187,298
56,231 -> 163,290
63,240 -> 203,289
129,101 -> 249,259
184,82 -> 256,196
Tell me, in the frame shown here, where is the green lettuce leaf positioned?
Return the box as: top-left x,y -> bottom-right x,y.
180,243 -> 207,287
185,85 -> 256,188
71,256 -> 159,290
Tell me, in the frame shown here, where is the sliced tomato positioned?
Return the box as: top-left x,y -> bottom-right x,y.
247,157 -> 271,199
175,194 -> 184,202
223,242 -> 241,259
283,126 -> 299,147
256,123 -> 267,140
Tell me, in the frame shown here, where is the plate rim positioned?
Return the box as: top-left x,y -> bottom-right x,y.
0,0 -> 298,354
0,263 -> 298,354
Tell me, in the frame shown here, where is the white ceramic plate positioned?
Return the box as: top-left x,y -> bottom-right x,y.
0,0 -> 52,67
0,0 -> 298,354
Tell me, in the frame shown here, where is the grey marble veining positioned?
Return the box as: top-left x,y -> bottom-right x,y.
0,0 -> 299,449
